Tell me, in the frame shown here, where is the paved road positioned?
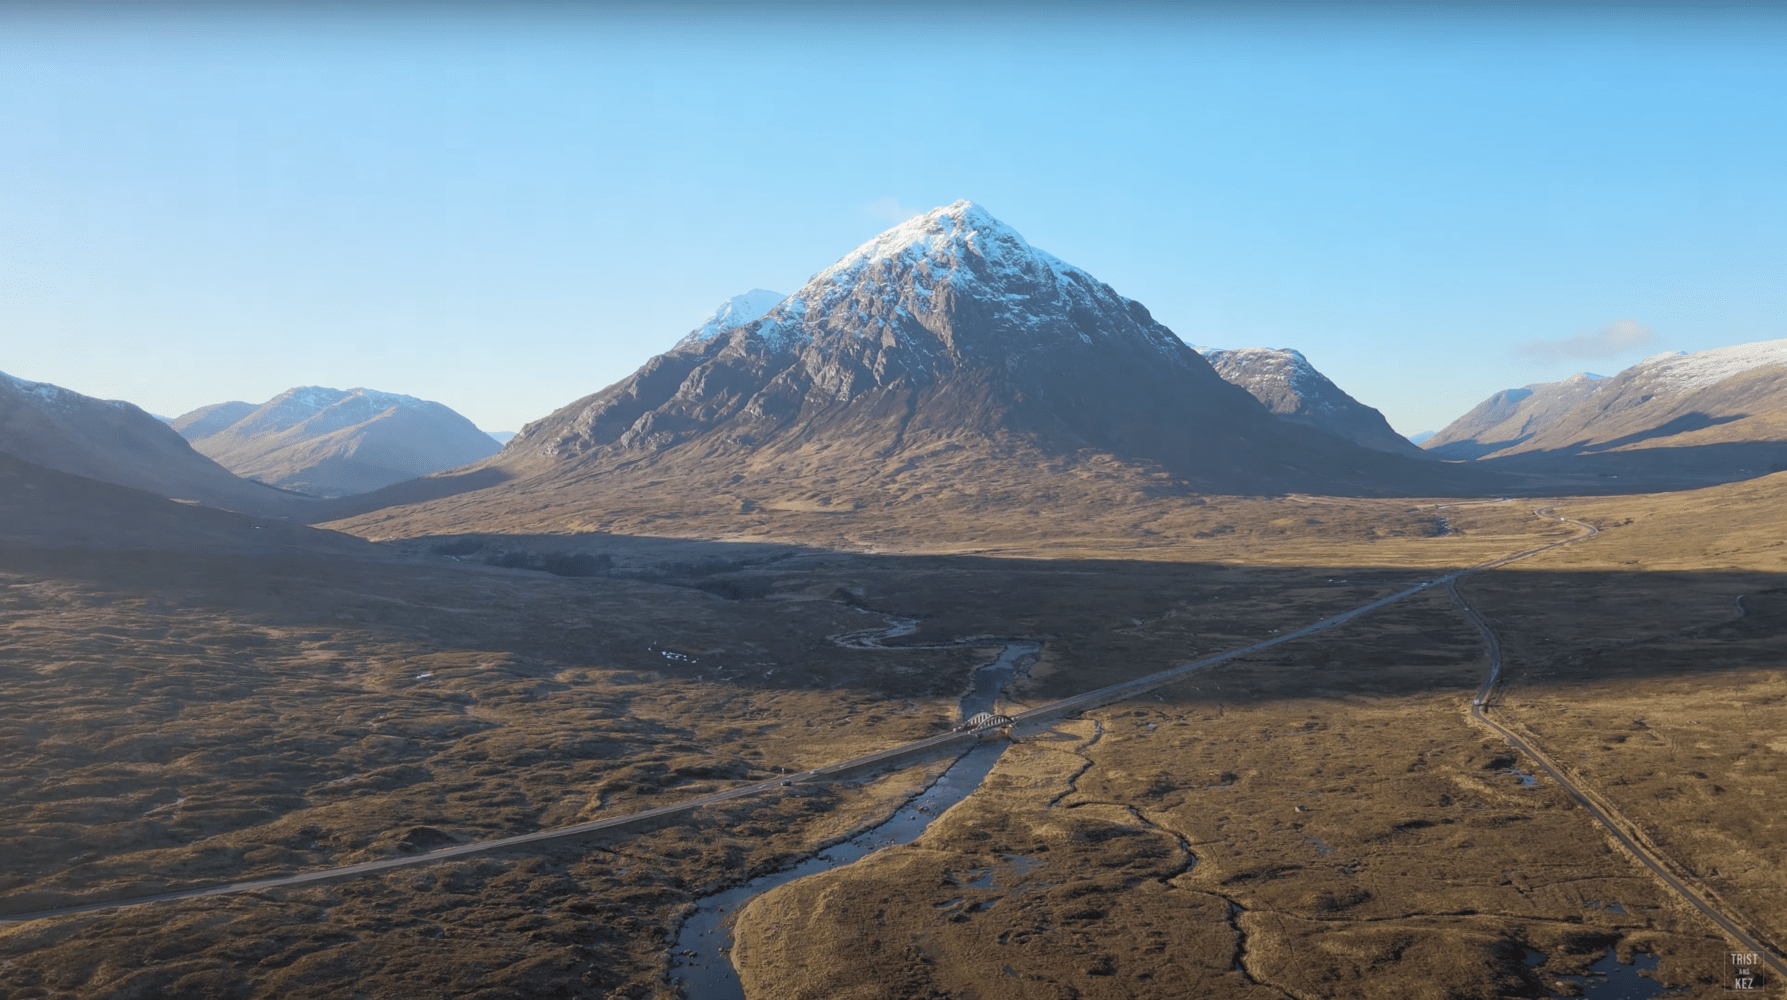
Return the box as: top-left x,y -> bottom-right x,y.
0,503 -> 1710,930
1448,511 -> 1787,979
0,725 -> 988,925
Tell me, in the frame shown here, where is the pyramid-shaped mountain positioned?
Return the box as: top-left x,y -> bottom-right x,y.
328,203 -> 1476,536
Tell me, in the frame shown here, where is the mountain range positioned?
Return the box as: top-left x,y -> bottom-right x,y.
1426,340 -> 1787,477
13,205 -> 1781,536
173,387 -> 500,498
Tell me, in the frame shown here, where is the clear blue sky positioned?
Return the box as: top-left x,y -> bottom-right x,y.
4,2 -> 1785,435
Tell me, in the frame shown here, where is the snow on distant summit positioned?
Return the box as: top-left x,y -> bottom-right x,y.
221,386 -> 431,441
0,369 -> 133,414
175,386 -> 499,497
684,289 -> 786,345
1628,339 -> 1787,392
1427,337 -> 1787,467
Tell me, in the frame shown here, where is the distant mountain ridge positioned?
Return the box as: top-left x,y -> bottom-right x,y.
170,400 -> 257,441
175,386 -> 500,498
1197,347 -> 1432,459
1427,340 -> 1787,468
1424,372 -> 1608,460
0,370 -> 296,514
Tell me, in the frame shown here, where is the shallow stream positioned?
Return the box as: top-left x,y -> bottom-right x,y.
668,632 -> 1039,999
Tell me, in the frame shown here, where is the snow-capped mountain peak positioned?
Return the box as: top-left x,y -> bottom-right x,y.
808,200 -> 1070,289
686,288 -> 787,345
720,199 -> 1182,362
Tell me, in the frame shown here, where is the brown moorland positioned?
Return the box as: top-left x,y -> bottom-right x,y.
0,457 -> 1547,997
6,444 -> 1787,997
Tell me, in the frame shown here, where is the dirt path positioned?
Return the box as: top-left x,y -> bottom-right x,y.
1448,517 -> 1787,980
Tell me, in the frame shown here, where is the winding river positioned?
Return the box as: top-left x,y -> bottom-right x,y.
668,626 -> 1040,999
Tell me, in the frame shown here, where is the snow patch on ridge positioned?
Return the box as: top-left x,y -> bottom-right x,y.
1629,338 -> 1787,391
235,386 -> 434,437
0,369 -> 133,412
1199,347 -> 1334,410
686,289 -> 786,345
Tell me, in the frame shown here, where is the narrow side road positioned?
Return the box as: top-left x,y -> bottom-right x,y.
1447,516 -> 1787,980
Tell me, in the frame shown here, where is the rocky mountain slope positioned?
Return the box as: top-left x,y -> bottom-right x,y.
1426,340 -> 1787,475
325,202 -> 1481,540
169,400 -> 257,441
1423,372 -> 1609,460
1198,347 -> 1431,459
176,387 -> 500,498
0,370 -> 298,515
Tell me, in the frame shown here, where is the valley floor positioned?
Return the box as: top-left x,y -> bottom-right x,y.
2,478 -> 1785,998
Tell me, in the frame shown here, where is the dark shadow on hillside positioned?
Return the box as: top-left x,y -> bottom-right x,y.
1422,413 -> 1751,464
1464,439 -> 1787,494
1425,435 -> 1534,462
1574,411 -> 1749,452
300,466 -> 515,524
